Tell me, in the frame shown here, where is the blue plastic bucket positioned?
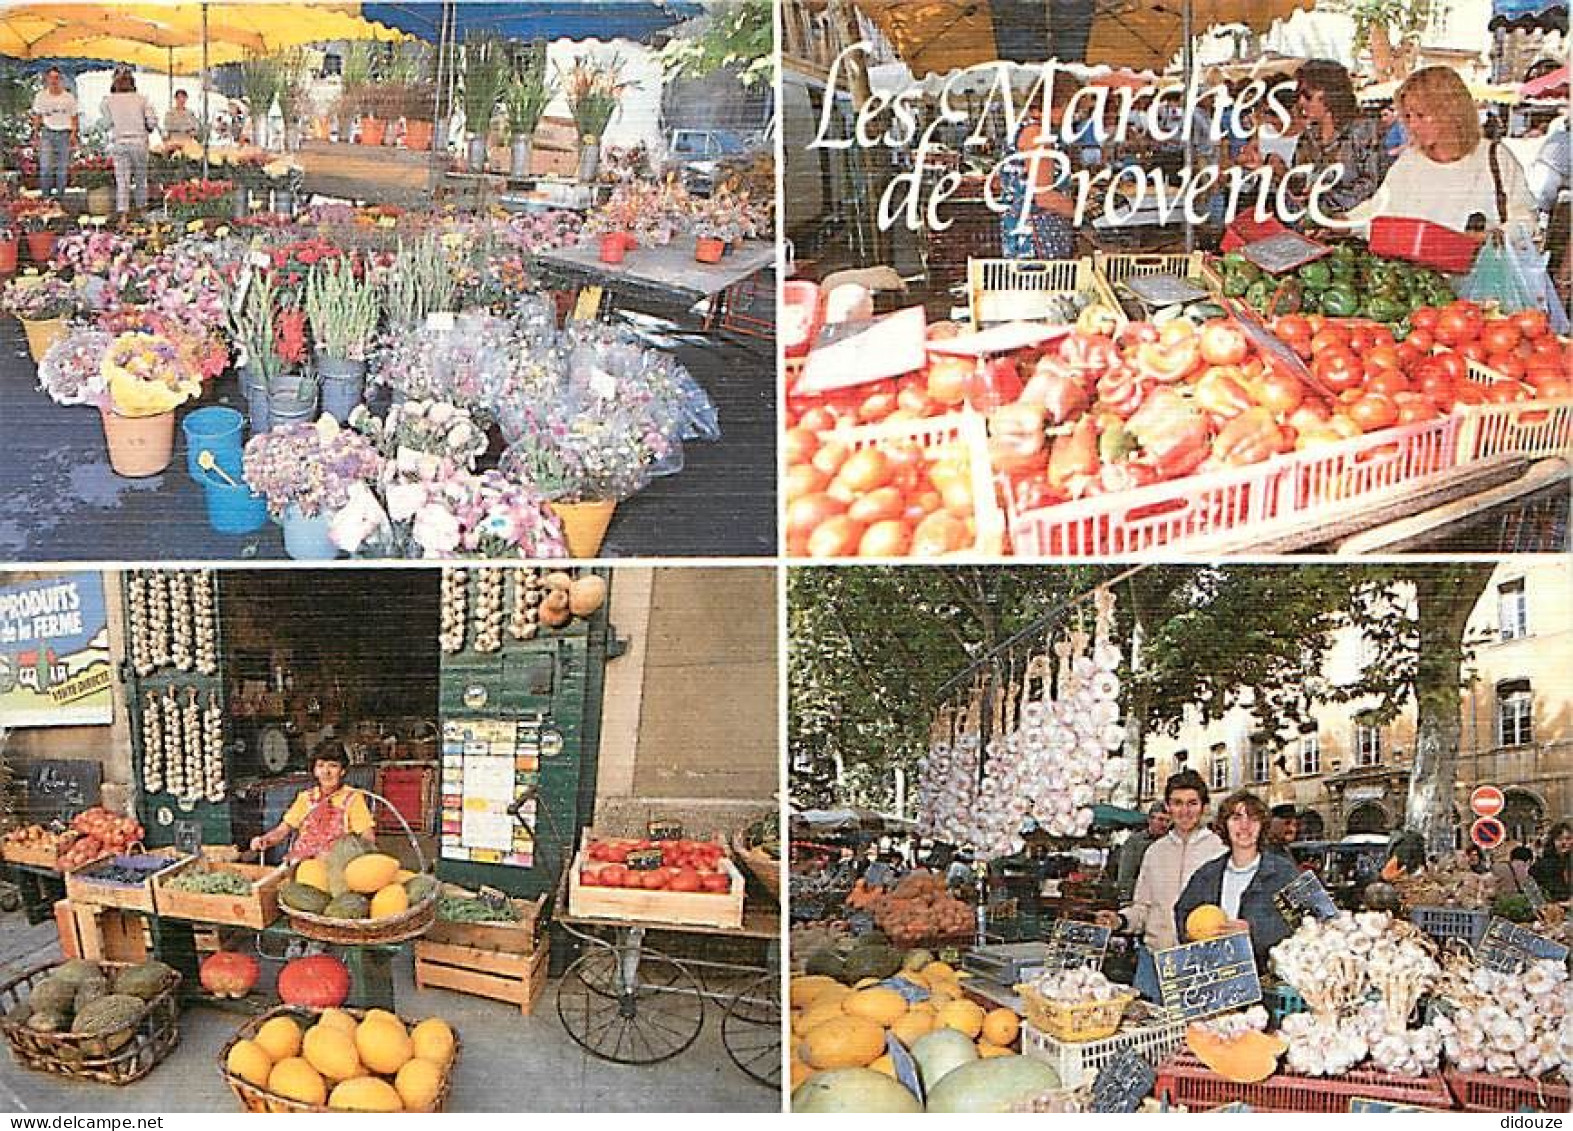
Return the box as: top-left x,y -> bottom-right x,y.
282,503 -> 340,560
182,406 -> 244,479
198,467 -> 267,535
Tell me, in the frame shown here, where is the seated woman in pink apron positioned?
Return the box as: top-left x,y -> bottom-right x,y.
249,742 -> 375,862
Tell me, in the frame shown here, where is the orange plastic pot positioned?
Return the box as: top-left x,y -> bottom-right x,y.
359,117 -> 387,146
100,407 -> 175,477
599,233 -> 627,264
21,316 -> 66,362
694,236 -> 724,264
0,237 -> 18,275
403,119 -> 433,151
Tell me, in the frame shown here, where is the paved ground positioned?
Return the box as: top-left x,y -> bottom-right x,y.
0,913 -> 779,1113
0,315 -> 775,561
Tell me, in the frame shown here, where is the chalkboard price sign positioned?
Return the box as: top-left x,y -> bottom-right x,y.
24,759 -> 100,820
1477,917 -> 1569,974
1154,932 -> 1262,1022
1044,919 -> 1112,973
1273,869 -> 1339,927
1091,1047 -> 1156,1113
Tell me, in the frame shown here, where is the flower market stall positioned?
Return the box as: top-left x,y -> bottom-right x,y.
0,564 -> 781,1112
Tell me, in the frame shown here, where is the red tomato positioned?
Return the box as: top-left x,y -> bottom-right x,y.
1488,353 -> 1526,381
857,391 -> 899,423
1525,359 -> 1570,389
1529,337 -> 1565,362
669,868 -> 701,892
1480,320 -> 1522,356
1364,345 -> 1401,371
911,511 -> 968,556
1485,380 -> 1527,404
783,427 -> 818,466
848,487 -> 905,525
699,874 -> 731,894
1364,367 -> 1410,396
1310,327 -> 1350,355
1510,308 -> 1550,340
858,519 -> 912,557
1404,328 -> 1435,353
1452,380 -> 1486,406
1273,314 -> 1312,345
601,864 -> 630,887
785,493 -> 845,538
1534,378 -> 1572,400
1394,393 -> 1440,424
1199,319 -> 1250,366
807,515 -> 864,557
1435,303 -> 1482,347
837,448 -> 893,492
640,871 -> 668,890
1346,326 -> 1377,355
784,463 -> 830,502
1432,351 -> 1466,382
896,382 -> 934,416
1394,342 -> 1426,370
927,355 -> 971,405
1311,347 -> 1363,393
1460,340 -> 1491,364
1409,306 -> 1439,332
1256,369 -> 1305,416
1348,394 -> 1398,432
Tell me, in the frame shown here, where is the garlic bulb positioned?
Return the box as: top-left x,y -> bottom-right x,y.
162,688 -> 184,800
148,572 -> 171,671
1195,1006 -> 1269,1041
1432,959 -> 1570,1078
1281,1013 -> 1368,1077
193,570 -> 218,676
201,689 -> 225,803
1270,912 -> 1438,1025
168,571 -> 192,672
473,568 -> 504,653
1031,967 -> 1125,1004
509,568 -> 542,640
128,572 -> 154,677
141,691 -> 164,795
182,689 -> 203,806
439,568 -> 467,653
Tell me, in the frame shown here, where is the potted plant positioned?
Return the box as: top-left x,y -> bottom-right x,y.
503,44 -> 553,178
339,41 -> 382,145
239,52 -> 281,150
380,234 -> 455,332
15,199 -> 63,264
388,41 -> 437,151
97,329 -> 203,477
36,324 -> 112,407
305,255 -> 380,422
460,33 -> 508,170
163,178 -> 235,224
241,416 -> 383,559
74,155 -> 116,216
2,272 -> 80,360
0,211 -> 17,276
560,54 -> 636,184
226,268 -> 316,433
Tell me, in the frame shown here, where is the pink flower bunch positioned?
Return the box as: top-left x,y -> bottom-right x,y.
242,418 -> 384,519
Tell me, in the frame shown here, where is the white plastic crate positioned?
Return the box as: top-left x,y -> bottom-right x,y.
1094,250 -> 1208,290
1459,400 -> 1573,461
1022,1018 -> 1188,1089
967,257 -> 1123,330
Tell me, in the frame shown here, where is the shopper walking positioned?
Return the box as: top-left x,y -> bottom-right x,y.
30,67 -> 78,201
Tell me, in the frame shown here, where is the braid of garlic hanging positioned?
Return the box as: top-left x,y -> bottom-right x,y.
148,572 -> 171,670
509,568 -> 542,641
182,688 -> 203,805
169,572 -> 193,673
439,569 -> 467,653
141,690 -> 164,795
129,572 -> 154,677
162,688 -> 184,800
193,570 -> 218,676
472,568 -> 504,653
199,689 -> 225,803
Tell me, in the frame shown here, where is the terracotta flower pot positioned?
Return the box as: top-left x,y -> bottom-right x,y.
24,230 -> 57,265
599,233 -> 627,265
0,238 -> 17,276
100,407 -> 175,477
694,236 -> 724,264
359,116 -> 387,146
403,119 -> 434,151
549,499 -> 616,559
21,315 -> 66,362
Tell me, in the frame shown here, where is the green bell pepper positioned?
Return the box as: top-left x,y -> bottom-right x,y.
1297,260 -> 1332,290
1320,285 -> 1360,317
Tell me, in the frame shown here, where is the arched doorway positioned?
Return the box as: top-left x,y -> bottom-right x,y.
1298,810 -> 1326,840
1502,789 -> 1545,846
1346,801 -> 1390,836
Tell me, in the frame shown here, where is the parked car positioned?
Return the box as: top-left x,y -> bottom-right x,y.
1289,836 -> 1392,910
664,128 -> 758,196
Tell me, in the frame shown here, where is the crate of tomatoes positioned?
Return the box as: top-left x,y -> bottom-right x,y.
569,833 -> 744,929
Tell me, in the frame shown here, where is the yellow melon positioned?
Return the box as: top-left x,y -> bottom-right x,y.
254,1015 -> 303,1062
328,1076 -> 405,1112
362,1008 -> 403,1031
889,1010 -> 937,1048
922,960 -> 956,981
794,998 -> 849,1036
394,1057 -> 444,1112
226,1039 -> 273,1088
356,1017 -> 415,1075
267,1057 -> 326,1106
369,882 -> 410,919
317,1008 -> 358,1036
302,1023 -> 362,1082
343,853 -> 402,895
937,999 -> 985,1040
394,869 -> 417,883
869,1054 -> 896,1077
790,1058 -> 815,1090
294,859 -> 331,893
790,975 -> 843,1009
410,1017 -> 455,1066
1186,904 -> 1231,941
981,1008 -> 1020,1048
977,1041 -> 1014,1058
844,986 -> 909,1027
801,1015 -> 887,1070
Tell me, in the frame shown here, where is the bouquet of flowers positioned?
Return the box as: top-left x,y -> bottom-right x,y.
501,407 -> 665,503
163,178 -> 235,223
349,399 -> 488,470
99,309 -> 229,384
584,180 -> 691,247
51,230 -> 150,311
70,154 -> 116,191
1,273 -> 79,320
371,462 -> 566,558
37,326 -> 113,406
559,54 -> 637,143
241,416 -> 383,519
100,331 -> 203,417
144,234 -> 244,334
370,310 -> 513,408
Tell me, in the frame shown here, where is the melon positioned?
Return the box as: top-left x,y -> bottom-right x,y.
1185,904 -> 1230,941
937,999 -> 985,1039
294,859 -> 331,893
910,1027 -> 978,1090
317,1008 -> 359,1036
267,1057 -> 327,1106
410,1017 -> 455,1066
395,1057 -> 444,1112
328,1076 -> 404,1112
844,986 -> 908,1027
1185,1025 -> 1288,1084
792,1068 -> 923,1113
226,1038 -> 274,1088
369,883 -> 410,919
302,1023 -> 362,1082
790,975 -> 843,1009
923,1055 -> 1062,1112
981,1008 -> 1020,1048
801,1015 -> 887,1070
793,997 -> 848,1037
889,1010 -> 937,1048
976,1041 -> 1014,1058
254,1015 -> 304,1061
356,1016 -> 415,1074
344,853 -> 402,895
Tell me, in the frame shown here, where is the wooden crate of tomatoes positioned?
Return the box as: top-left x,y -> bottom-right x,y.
569,833 -> 744,929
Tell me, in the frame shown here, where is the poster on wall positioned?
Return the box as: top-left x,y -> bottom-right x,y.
0,576 -> 113,728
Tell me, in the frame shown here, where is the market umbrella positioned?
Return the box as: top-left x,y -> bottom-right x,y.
360,2 -> 705,45
1357,77 -> 1522,104
852,0 -> 1317,76
1090,803 -> 1148,831
1521,63 -> 1569,100
1488,0 -> 1569,32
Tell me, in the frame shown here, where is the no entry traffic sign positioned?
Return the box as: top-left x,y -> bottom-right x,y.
1470,785 -> 1505,818
1471,816 -> 1506,850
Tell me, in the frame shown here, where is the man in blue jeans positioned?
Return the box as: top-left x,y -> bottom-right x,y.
30,67 -> 79,200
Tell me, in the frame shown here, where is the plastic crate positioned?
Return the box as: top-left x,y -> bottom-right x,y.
1444,1069 -> 1570,1113
1155,1051 -> 1454,1112
1368,216 -> 1480,273
967,257 -> 1123,330
837,411 -> 1005,556
1022,1017 -> 1187,1089
1261,983 -> 1306,1027
1409,906 -> 1490,947
1456,356 -> 1573,462
1094,250 -> 1208,291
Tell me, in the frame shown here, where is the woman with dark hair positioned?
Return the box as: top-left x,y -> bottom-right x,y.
100,68 -> 157,216
1290,59 -> 1391,215
1174,789 -> 1298,971
248,741 -> 375,863
989,89 -> 1079,260
1530,820 -> 1572,902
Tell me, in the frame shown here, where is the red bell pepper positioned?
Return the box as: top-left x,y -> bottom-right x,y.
1212,406 -> 1291,466
1126,388 -> 1210,479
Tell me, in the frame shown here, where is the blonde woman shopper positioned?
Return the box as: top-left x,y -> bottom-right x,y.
100,69 -> 157,216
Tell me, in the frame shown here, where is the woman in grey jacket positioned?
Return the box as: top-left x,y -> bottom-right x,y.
1174,789 -> 1298,971
100,69 -> 158,215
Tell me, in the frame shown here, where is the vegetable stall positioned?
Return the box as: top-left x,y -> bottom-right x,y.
0,565 -> 780,1112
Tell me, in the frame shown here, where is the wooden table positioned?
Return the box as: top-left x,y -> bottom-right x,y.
532,239 -> 777,330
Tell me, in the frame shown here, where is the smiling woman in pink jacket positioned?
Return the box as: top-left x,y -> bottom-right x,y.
1097,769 -> 1224,1000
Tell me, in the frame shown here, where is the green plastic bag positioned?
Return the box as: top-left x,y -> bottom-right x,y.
1460,231 -> 1570,333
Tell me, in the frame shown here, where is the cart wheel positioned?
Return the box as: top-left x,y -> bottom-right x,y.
556,946 -> 705,1064
721,972 -> 781,1089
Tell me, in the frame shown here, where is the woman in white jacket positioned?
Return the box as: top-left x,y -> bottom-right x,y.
100,69 -> 158,216
1096,769 -> 1224,1001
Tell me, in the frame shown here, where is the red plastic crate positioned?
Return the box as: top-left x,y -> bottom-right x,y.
1445,1069 -> 1570,1113
1368,216 -> 1481,273
374,765 -> 434,836
1155,1051 -> 1454,1112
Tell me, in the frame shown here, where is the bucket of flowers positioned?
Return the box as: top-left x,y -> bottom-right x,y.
1,272 -> 81,360
97,329 -> 204,477
163,178 -> 235,226
14,198 -> 64,264
241,416 -> 383,560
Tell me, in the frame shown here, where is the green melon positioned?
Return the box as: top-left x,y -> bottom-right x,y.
279,881 -> 333,914
27,978 -> 78,1017
792,1068 -> 923,1113
112,961 -> 175,1001
403,874 -> 438,905
910,1027 -> 979,1090
71,994 -> 145,1056
51,959 -> 104,987
923,1055 -> 1063,1113
322,893 -> 371,920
